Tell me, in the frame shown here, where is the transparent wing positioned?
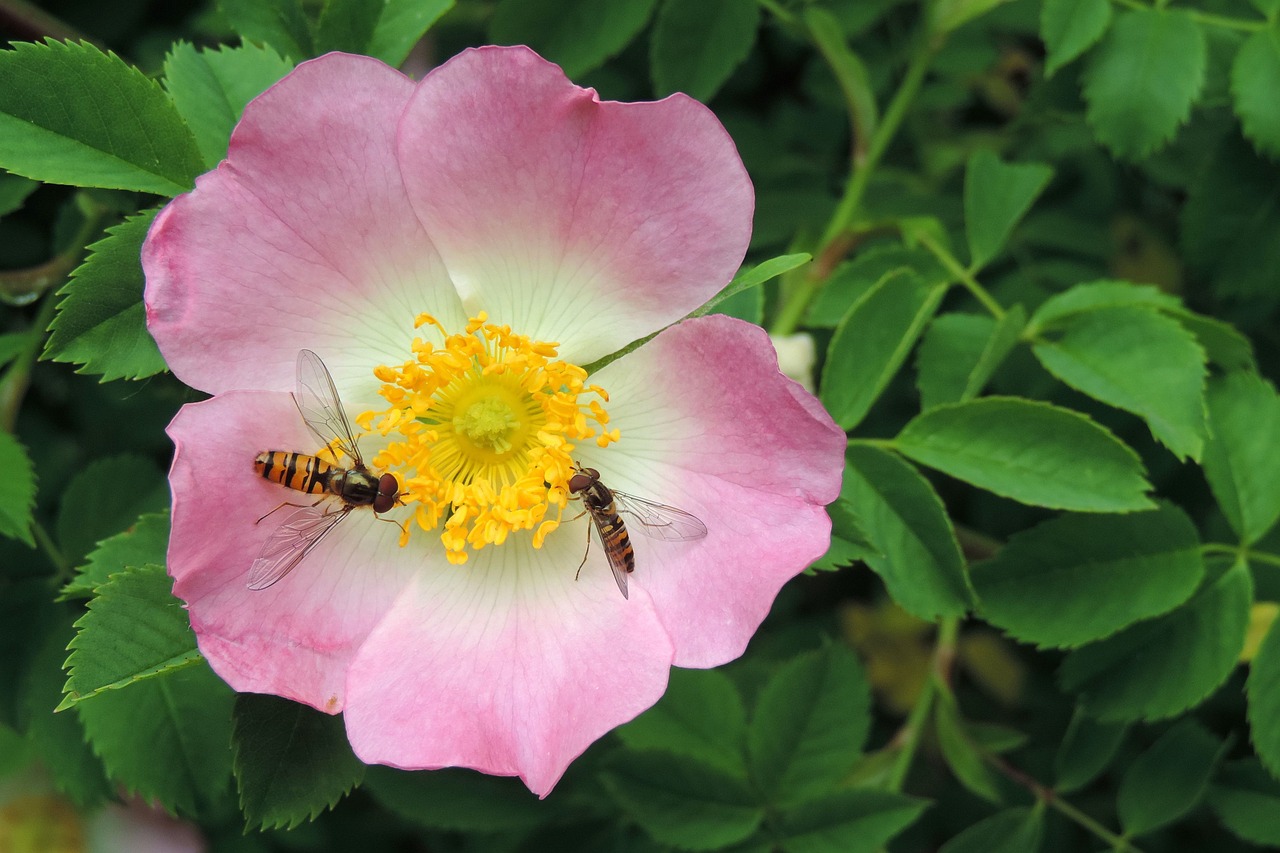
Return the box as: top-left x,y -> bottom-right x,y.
247,503 -> 348,590
293,349 -> 363,466
612,491 -> 708,542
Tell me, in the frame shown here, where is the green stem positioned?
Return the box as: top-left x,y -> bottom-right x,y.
770,22 -> 940,337
1111,0 -> 1264,30
887,617 -> 957,791
0,0 -> 95,42
756,0 -> 796,26
1203,542 -> 1280,568
0,290 -> 58,433
985,751 -> 1145,851
1048,794 -> 1145,852
33,518 -> 71,581
912,228 -> 1005,320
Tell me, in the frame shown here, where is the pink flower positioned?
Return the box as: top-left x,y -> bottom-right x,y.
143,46 -> 844,796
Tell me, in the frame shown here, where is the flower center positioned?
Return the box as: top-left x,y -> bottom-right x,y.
359,313 -> 619,564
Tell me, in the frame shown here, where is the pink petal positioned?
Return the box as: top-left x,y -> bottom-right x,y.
166,392 -> 414,711
579,315 -> 846,667
143,52 -> 464,397
395,45 -> 754,365
343,530 -> 675,797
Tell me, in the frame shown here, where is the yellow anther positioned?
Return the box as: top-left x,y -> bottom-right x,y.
359,315 -> 618,564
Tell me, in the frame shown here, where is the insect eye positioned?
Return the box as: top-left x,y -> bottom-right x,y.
568,474 -> 590,492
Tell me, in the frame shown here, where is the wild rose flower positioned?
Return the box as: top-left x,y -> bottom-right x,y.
143,45 -> 844,796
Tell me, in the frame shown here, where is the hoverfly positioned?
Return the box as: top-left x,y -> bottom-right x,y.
249,349 -> 400,590
567,466 -> 707,599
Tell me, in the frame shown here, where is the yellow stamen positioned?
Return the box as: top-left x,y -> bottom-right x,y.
361,314 -> 615,563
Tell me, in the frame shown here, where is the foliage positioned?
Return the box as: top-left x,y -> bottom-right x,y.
1,0 -> 1278,850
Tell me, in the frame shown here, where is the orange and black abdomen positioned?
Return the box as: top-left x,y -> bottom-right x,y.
593,499 -> 636,575
254,451 -> 334,495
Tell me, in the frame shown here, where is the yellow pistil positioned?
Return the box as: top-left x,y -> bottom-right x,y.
359,313 -> 618,564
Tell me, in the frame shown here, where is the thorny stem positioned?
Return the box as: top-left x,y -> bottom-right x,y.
770,19 -> 941,336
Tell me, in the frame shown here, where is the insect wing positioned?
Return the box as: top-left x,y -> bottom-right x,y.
589,512 -> 632,600
247,503 -> 348,590
293,349 -> 364,467
612,490 -> 708,542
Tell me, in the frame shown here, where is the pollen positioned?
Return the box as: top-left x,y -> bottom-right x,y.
360,313 -> 616,563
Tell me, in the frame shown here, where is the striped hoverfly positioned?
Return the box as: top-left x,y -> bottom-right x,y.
249,349 -> 400,590
568,466 -> 707,599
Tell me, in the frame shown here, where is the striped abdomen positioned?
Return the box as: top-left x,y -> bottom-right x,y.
254,451 -> 334,496
594,504 -> 636,575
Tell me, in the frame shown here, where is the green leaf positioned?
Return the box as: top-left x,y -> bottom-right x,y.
694,253 -> 811,318
1042,0 -> 1111,77
600,751 -> 764,851
366,766 -> 556,833
934,696 -> 1003,803
964,151 -> 1053,270
21,614 -> 111,805
1248,614 -> 1280,779
821,269 -> 948,429
841,446 -> 973,620
0,331 -> 33,372
805,245 -> 947,328
1023,279 -> 1253,371
0,41 -> 202,195
1061,559 -> 1252,721
973,504 -> 1202,649
915,307 -> 1025,410
938,807 -> 1044,853
930,0 -> 1013,35
651,0 -> 759,101
366,0 -> 455,67
1025,279 -> 1180,328
232,693 -> 365,829
59,566 -> 198,709
0,431 -> 36,547
827,498 -> 877,560
1202,372 -> 1280,545
1030,305 -> 1209,460
490,0 -> 659,78
895,398 -> 1155,513
747,645 -> 872,805
62,510 -> 170,599
805,7 -> 877,149
1083,9 -> 1206,158
1117,719 -> 1223,836
218,0 -> 315,60
0,173 -> 39,217
163,42 -> 294,169
771,789 -> 927,853
55,453 -> 168,568
44,209 -> 168,381
77,662 -> 234,814
1181,132 -> 1280,300
1233,28 -> 1280,160
314,0 -> 454,67
618,668 -> 747,777
1174,312 -> 1255,372
1208,758 -> 1280,847
1053,710 -> 1127,793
